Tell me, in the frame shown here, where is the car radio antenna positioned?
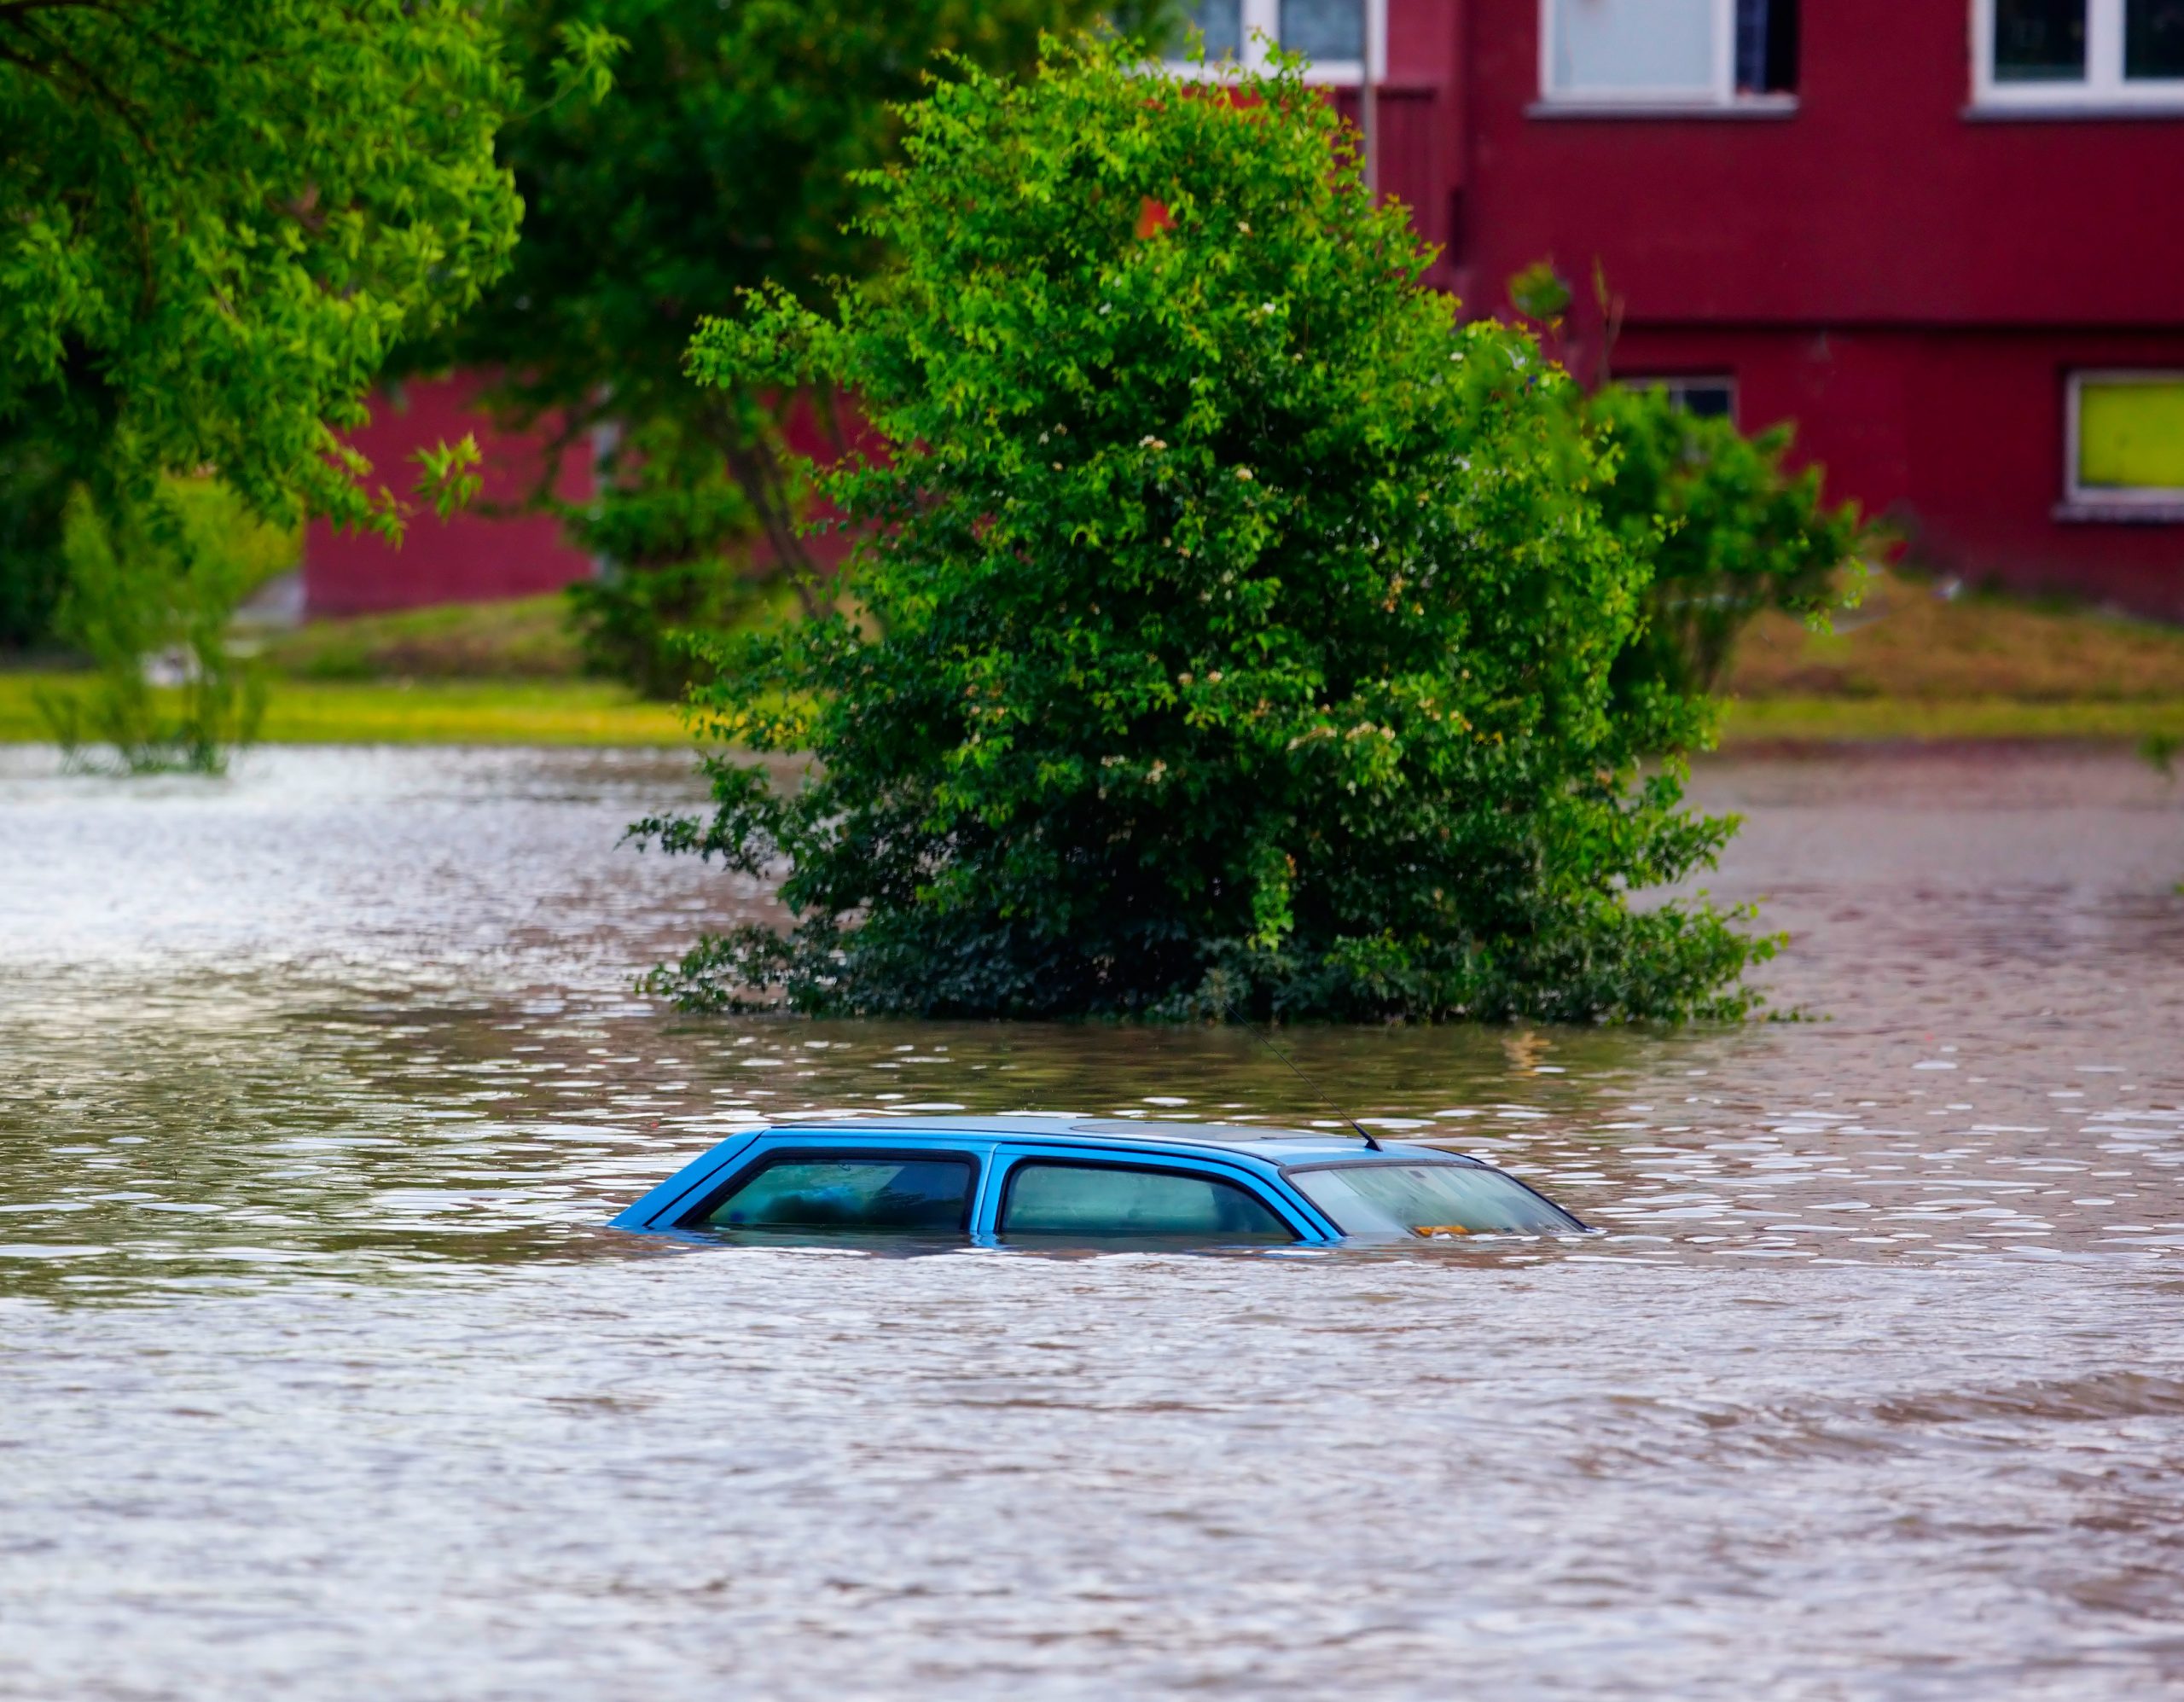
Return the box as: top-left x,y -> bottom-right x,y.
1218,996 -> 1381,1151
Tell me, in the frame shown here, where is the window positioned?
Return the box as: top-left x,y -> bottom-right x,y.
1623,375 -> 1739,421
1288,1164 -> 1585,1237
1170,0 -> 1386,82
998,1161 -> 1296,1243
699,1153 -> 975,1236
1976,0 -> 2184,107
1540,0 -> 1798,107
2065,372 -> 2184,516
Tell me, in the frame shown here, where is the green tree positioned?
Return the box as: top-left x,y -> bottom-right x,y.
0,0 -> 601,649
0,427 -> 71,651
448,0 -> 1132,694
636,35 -> 1770,1023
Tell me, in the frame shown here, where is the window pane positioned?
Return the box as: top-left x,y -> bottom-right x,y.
1290,1164 -> 1583,1236
2127,0 -> 2184,78
1001,1164 -> 1293,1242
2078,378 -> 2184,491
1551,0 -> 1717,95
705,1158 -> 972,1234
1993,0 -> 2088,82
1177,0 -> 1244,59
1645,377 -> 1737,420
1734,0 -> 1799,93
1281,0 -> 1363,61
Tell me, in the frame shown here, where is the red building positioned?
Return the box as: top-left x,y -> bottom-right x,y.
314,2 -> 2184,619
301,379 -> 851,617
1338,0 -> 2184,616
301,371 -> 596,618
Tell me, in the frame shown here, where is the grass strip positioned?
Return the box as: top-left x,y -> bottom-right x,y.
7,673 -> 2182,749
1720,695 -> 2184,745
0,675 -> 688,746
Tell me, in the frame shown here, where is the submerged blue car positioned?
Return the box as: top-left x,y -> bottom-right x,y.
612,1114 -> 1585,1247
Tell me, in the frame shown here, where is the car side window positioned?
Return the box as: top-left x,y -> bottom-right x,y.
701,1155 -> 973,1236
1000,1161 -> 1295,1243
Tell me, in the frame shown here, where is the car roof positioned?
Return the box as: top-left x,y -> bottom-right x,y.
751,1113 -> 1481,1168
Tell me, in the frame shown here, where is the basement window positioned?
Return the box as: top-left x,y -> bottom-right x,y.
1975,0 -> 2184,109
2063,372 -> 2184,519
1628,375 -> 1739,421
1170,0 -> 1387,82
1538,0 -> 1799,108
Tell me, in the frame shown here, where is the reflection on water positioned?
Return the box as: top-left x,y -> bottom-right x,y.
2,744 -> 2181,1697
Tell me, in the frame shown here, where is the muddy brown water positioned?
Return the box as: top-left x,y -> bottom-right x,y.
2,744 -> 2181,1699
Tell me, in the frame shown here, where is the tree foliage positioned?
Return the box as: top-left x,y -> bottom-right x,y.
1590,384 -> 1868,700
448,0 -> 1130,693
636,35 -> 1773,1023
0,0 -> 601,649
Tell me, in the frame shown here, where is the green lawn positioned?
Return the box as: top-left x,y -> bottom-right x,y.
9,569 -> 2183,750
1719,694 -> 2184,746
254,593 -> 584,680
8,669 -> 2182,749
0,675 -> 688,746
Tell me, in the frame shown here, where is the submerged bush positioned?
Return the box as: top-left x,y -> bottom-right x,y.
636,34 -> 1773,1021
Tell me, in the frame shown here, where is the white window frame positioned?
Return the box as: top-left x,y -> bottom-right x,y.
1972,0 -> 2184,110
1166,0 -> 1388,85
1538,0 -> 1742,107
2064,369 -> 2184,515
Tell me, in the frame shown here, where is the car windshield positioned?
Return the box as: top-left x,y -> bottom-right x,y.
1289,1162 -> 1581,1237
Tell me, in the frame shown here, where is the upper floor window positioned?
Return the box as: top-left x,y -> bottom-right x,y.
1170,0 -> 1387,84
1977,0 -> 2184,107
1539,0 -> 1798,107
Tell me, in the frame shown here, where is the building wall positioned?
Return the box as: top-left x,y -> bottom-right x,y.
302,373 -> 595,618
1611,325 -> 2184,616
1446,0 -> 2184,613
1461,0 -> 2184,328
302,377 -> 863,618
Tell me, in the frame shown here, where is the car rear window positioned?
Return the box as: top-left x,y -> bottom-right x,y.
1289,1162 -> 1582,1237
1000,1161 -> 1294,1243
702,1156 -> 973,1236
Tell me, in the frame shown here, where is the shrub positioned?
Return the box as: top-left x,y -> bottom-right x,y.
35,480 -> 294,773
561,439 -> 764,697
1588,382 -> 1868,700
636,34 -> 1773,1022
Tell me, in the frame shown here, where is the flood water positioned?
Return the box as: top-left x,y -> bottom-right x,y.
3,743 -> 2181,1699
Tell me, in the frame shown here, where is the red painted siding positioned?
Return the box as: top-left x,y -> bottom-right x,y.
1463,1 -> 2184,328
303,373 -> 595,618
1444,0 -> 2184,615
